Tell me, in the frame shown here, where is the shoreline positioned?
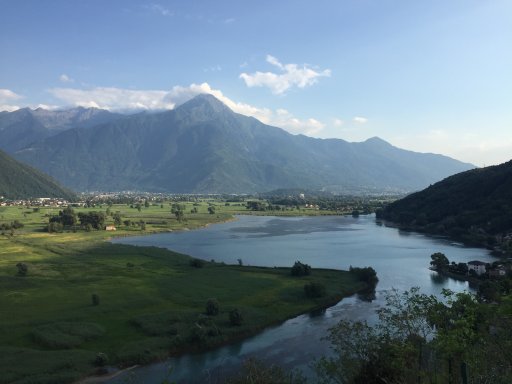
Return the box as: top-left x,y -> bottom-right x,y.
75,283 -> 367,384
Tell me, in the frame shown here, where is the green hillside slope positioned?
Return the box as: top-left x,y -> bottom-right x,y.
0,149 -> 75,200
378,160 -> 512,252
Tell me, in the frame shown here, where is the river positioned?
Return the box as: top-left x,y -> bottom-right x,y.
109,214 -> 494,383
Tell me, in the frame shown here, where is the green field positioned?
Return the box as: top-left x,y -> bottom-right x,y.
0,203 -> 368,383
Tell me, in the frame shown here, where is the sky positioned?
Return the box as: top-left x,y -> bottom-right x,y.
0,0 -> 511,166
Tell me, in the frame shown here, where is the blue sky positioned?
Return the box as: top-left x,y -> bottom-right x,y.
1,0 -> 511,166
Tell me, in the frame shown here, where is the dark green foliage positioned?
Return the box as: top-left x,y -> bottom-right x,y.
91,293 -> 100,306
12,95 -> 471,193
93,352 -> 108,367
113,213 -> 122,226
205,298 -> 219,316
47,221 -> 64,233
317,288 -> 512,384
349,266 -> 378,286
31,322 -> 105,349
291,261 -> 311,276
16,262 -> 28,276
78,211 -> 105,230
378,160 -> 512,251
190,258 -> 205,268
229,308 -> 243,326
49,207 -> 77,228
208,206 -> 216,214
0,148 -> 76,200
304,282 -> 326,298
430,252 -> 449,271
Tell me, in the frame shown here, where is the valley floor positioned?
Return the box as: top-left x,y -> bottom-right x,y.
0,202 -> 368,383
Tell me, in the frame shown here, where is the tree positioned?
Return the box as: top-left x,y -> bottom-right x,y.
229,308 -> 243,326
208,206 -> 216,215
174,208 -> 185,222
16,262 -> 28,276
205,298 -> 219,316
49,207 -> 77,228
291,261 -> 311,276
78,211 -> 106,230
113,213 -> 122,226
430,252 -> 449,271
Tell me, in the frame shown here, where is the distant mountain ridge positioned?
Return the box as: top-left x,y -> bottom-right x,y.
0,149 -> 75,200
377,160 -> 512,250
9,94 -> 473,193
0,106 -> 122,152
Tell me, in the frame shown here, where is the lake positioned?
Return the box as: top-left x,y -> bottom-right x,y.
109,214 -> 494,383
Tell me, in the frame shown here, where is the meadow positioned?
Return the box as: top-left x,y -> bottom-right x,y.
0,202 -> 368,383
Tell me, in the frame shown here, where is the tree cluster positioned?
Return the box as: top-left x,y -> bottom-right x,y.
77,211 -> 106,230
316,287 -> 512,384
291,261 -> 312,276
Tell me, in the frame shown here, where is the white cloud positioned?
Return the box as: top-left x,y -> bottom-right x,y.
333,118 -> 344,127
48,87 -> 172,111
59,74 -> 74,83
239,55 -> 331,95
352,116 -> 368,124
146,3 -> 172,16
48,83 -> 325,136
0,88 -> 23,111
224,18 -> 235,24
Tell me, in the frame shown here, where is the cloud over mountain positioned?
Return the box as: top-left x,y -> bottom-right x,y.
239,55 -> 331,95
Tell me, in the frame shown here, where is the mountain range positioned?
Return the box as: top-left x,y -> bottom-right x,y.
2,94 -> 474,193
0,149 -> 75,200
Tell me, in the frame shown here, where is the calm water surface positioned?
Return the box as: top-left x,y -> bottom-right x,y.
109,215 -> 494,383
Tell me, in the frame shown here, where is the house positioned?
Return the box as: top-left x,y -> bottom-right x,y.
467,260 -> 487,276
489,266 -> 506,279
105,225 -> 117,231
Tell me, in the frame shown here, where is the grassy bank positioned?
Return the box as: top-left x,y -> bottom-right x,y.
0,204 -> 368,383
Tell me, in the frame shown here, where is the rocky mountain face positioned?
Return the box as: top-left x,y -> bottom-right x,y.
9,94 -> 473,193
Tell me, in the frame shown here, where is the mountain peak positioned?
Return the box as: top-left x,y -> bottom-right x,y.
177,94 -> 232,115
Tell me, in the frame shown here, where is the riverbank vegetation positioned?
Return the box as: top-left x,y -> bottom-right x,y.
315,287 -> 512,384
0,202 -> 373,384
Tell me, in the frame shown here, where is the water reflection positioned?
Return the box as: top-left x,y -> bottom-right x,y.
430,271 -> 448,285
109,215 -> 495,383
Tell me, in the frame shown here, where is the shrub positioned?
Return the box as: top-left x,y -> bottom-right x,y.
47,221 -> 64,233
205,298 -> 219,316
16,262 -> 28,276
291,261 -> 311,276
190,258 -> 205,268
94,352 -> 108,367
91,293 -> 100,306
229,308 -> 243,326
349,266 -> 378,286
304,282 -> 326,298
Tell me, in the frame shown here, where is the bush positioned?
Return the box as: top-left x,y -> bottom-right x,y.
16,262 -> 28,276
190,258 -> 205,268
229,308 -> 243,326
349,266 -> 378,286
47,221 -> 63,233
304,282 -> 326,298
91,293 -> 100,306
94,352 -> 108,367
205,298 -> 219,316
291,261 -> 311,276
